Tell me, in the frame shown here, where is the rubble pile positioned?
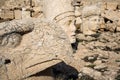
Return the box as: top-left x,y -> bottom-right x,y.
74,0 -> 120,35
73,0 -> 120,80
76,32 -> 120,80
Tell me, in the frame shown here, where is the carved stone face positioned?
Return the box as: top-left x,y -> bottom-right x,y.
60,19 -> 76,43
43,0 -> 76,43
82,16 -> 103,35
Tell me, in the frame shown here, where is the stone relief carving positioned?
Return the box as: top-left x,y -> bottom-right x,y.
0,18 -> 74,80
43,0 -> 76,43
0,0 -> 120,80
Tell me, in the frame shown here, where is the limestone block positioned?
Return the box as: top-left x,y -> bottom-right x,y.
106,2 -> 118,10
14,10 -> 22,19
33,7 -> 41,12
0,10 -> 4,19
4,9 -> 14,19
101,10 -> 120,21
22,8 -> 31,19
81,67 -> 102,79
32,7 -> 42,17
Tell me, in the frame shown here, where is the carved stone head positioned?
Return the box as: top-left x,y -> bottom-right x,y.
81,4 -> 104,35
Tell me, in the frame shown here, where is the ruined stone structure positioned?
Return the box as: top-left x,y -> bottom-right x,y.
0,0 -> 120,80
74,0 -> 120,35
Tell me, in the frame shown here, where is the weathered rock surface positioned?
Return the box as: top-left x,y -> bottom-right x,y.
76,32 -> 120,80
0,18 -> 74,80
0,0 -> 120,80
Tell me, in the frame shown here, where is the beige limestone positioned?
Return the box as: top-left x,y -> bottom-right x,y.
14,9 -> 22,19
22,8 -> 31,19
0,19 -> 74,80
0,9 -> 5,19
106,2 -> 118,10
32,7 -> 41,17
4,10 -> 14,19
81,4 -> 104,35
101,10 -> 120,31
43,0 -> 76,43
101,10 -> 120,21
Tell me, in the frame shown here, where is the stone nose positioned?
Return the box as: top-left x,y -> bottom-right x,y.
70,20 -> 77,33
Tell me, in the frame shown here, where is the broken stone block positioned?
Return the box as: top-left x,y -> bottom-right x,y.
4,9 -> 14,19
14,10 -> 22,19
81,67 -> 102,78
22,8 -> 31,19
106,2 -> 118,10
94,64 -> 108,72
101,10 -> 120,22
94,60 -> 102,65
32,7 -> 42,17
33,7 -> 41,13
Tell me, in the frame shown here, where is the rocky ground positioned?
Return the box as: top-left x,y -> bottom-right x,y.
73,31 -> 120,80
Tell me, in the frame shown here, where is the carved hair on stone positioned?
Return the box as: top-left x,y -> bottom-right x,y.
0,33 -> 22,48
